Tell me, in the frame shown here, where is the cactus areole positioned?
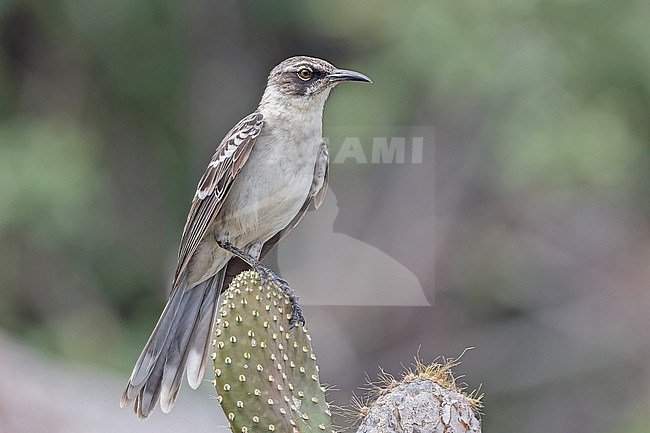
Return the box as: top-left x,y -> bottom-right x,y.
212,271 -> 333,433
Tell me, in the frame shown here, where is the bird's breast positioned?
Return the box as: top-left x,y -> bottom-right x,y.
216,124 -> 322,242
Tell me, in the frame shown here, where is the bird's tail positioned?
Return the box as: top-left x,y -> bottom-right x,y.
120,270 -> 225,418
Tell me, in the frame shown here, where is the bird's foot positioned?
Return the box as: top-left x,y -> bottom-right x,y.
255,266 -> 305,329
287,296 -> 305,329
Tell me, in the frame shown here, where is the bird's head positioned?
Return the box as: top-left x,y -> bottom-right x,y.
263,56 -> 372,99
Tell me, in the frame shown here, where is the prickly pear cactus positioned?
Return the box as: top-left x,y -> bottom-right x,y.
212,270 -> 333,433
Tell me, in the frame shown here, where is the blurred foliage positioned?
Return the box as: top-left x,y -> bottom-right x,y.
0,119 -> 103,242
0,1 -> 649,432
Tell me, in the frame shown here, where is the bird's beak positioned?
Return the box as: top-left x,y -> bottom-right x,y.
327,68 -> 372,83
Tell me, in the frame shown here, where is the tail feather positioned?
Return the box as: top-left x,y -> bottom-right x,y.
121,275 -> 189,402
159,276 -> 219,411
135,359 -> 165,417
121,271 -> 223,418
186,272 -> 224,388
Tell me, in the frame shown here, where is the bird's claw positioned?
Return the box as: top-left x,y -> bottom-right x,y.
268,273 -> 305,328
253,264 -> 278,288
254,264 -> 269,286
253,265 -> 304,329
288,296 -> 305,329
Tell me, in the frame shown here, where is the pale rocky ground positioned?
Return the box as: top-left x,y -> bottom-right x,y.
0,332 -> 229,433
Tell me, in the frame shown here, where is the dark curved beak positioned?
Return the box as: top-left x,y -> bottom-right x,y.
327,68 -> 372,83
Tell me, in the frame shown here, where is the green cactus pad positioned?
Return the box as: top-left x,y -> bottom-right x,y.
212,270 -> 333,433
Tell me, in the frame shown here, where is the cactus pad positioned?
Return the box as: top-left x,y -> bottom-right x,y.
212,270 -> 333,433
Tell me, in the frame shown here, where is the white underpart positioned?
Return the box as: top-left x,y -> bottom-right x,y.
187,84 -> 332,286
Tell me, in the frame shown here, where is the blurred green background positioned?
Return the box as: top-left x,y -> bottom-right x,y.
1,1 -> 649,432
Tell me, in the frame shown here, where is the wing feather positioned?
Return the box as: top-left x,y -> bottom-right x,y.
173,112 -> 264,287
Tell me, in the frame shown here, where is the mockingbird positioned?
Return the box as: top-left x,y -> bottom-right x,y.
120,56 -> 371,418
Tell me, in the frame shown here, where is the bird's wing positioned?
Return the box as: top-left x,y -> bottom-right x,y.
173,112 -> 264,288
223,141 -> 329,286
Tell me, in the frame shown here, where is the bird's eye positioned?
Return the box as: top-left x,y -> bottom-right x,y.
297,68 -> 313,81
